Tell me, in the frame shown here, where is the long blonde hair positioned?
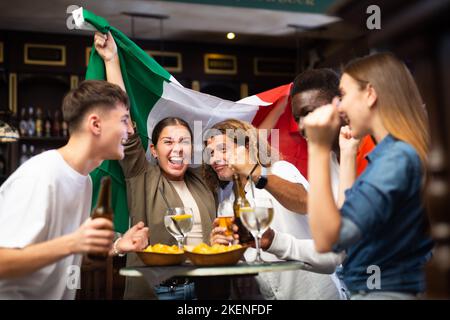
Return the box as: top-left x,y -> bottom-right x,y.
343,53 -> 429,168
202,119 -> 279,193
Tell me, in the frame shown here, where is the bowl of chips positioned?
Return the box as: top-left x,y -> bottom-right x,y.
136,244 -> 185,266
184,243 -> 247,267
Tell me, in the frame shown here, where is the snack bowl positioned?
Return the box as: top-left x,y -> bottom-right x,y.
184,244 -> 248,267
137,244 -> 185,266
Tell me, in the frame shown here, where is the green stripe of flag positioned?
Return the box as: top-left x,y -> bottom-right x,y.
84,8 -> 174,233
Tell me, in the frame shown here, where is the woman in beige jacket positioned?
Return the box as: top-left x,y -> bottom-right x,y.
94,32 -> 216,300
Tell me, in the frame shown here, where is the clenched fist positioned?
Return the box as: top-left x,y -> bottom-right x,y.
304,98 -> 341,148
94,31 -> 117,62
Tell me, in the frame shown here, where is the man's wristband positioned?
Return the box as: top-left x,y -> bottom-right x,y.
255,166 -> 269,189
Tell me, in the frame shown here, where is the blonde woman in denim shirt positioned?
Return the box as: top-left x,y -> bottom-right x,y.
304,53 -> 433,300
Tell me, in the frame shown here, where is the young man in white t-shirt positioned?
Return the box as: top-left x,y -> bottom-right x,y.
0,80 -> 149,299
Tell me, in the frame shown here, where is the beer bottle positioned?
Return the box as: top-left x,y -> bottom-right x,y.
87,176 -> 114,261
52,110 -> 61,137
232,173 -> 254,244
19,108 -> 28,137
44,109 -> 52,138
35,107 -> 43,137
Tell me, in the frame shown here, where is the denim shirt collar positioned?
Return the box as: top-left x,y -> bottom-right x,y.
366,134 -> 396,162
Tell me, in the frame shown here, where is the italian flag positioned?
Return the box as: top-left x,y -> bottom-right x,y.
74,8 -> 305,233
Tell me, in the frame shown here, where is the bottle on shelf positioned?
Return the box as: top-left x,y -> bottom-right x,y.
61,118 -> 69,138
27,106 -> 36,137
20,144 -> 28,165
44,109 -> 52,138
28,145 -> 35,159
52,110 -> 61,137
19,108 -> 28,137
35,107 -> 43,137
0,147 -> 6,175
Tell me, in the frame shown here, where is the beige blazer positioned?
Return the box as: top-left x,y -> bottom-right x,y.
120,133 -> 216,299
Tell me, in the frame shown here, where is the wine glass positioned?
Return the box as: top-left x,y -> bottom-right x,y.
217,199 -> 234,239
240,198 -> 274,263
164,207 -> 194,248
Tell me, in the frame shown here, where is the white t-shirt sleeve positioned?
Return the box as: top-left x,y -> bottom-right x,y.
267,230 -> 346,274
0,176 -> 51,248
270,160 -> 309,190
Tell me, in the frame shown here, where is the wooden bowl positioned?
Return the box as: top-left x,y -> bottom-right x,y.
136,251 -> 185,266
184,246 -> 248,267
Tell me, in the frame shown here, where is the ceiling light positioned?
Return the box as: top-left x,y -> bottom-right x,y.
226,32 -> 236,40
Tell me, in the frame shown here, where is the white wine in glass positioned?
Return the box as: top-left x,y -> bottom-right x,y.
240,198 -> 274,263
164,207 -> 193,248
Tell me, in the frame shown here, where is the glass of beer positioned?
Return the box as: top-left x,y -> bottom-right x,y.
217,199 -> 234,238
